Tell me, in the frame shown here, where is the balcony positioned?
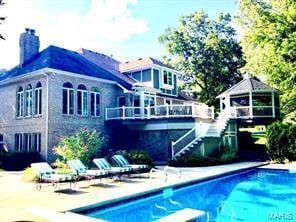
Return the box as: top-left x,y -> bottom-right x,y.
105,104 -> 214,121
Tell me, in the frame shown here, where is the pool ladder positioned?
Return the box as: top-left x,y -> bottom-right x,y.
149,166 -> 181,181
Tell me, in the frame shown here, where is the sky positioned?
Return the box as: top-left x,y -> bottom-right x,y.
0,0 -> 238,69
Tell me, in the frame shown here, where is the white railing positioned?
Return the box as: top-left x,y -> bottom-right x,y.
229,106 -> 275,118
105,104 -> 214,121
171,127 -> 196,158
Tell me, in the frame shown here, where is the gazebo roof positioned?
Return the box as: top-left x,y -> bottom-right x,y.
217,74 -> 278,98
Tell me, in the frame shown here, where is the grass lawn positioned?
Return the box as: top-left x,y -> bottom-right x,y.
252,134 -> 267,145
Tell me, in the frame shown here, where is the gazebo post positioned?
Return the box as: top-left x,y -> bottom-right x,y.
249,91 -> 253,118
272,91 -> 275,118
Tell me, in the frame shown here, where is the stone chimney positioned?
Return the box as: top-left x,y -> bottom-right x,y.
19,28 -> 40,65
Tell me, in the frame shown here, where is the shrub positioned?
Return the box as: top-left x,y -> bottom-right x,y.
169,149 -> 238,167
54,128 -> 105,165
0,152 -> 41,170
115,150 -> 154,167
266,121 -> 296,162
52,159 -> 73,174
22,167 -> 38,182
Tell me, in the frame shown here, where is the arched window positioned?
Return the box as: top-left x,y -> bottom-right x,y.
77,84 -> 88,116
90,87 -> 100,117
34,82 -> 42,115
16,86 -> 24,118
63,82 -> 74,114
25,84 -> 33,117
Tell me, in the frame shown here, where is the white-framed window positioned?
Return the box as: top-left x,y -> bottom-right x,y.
77,84 -> 88,116
15,133 -> 23,151
163,70 -> 173,86
130,69 -> 152,83
62,82 -> 74,115
23,133 -> 32,151
90,87 -> 100,117
25,84 -> 33,117
16,86 -> 24,118
34,82 -> 42,115
32,133 -> 41,152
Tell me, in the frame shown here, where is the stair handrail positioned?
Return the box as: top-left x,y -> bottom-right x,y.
172,127 -> 195,146
171,127 -> 196,158
215,109 -> 230,133
173,136 -> 202,159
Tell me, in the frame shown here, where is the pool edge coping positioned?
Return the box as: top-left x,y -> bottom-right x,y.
69,162 -> 268,214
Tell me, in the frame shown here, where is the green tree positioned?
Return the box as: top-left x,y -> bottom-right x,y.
238,0 -> 296,122
54,128 -> 105,165
0,0 -> 6,40
159,12 -> 245,106
266,121 -> 296,162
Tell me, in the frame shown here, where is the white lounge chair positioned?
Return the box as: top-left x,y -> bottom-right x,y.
67,159 -> 109,181
31,162 -> 76,191
93,158 -> 132,176
112,154 -> 149,171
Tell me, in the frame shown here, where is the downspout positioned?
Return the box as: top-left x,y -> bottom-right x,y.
42,71 -> 50,161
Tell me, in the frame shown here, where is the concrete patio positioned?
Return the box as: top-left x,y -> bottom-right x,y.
1,161 -> 295,222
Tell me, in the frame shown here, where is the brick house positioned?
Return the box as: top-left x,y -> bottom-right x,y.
0,29 -> 279,163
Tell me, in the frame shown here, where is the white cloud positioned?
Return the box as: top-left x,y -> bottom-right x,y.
0,0 -> 149,69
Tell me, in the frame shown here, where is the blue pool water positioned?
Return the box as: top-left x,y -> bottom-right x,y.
81,169 -> 296,222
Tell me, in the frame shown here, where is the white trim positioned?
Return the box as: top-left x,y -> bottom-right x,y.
120,64 -> 183,75
217,89 -> 278,98
116,83 -> 131,93
0,69 -> 49,86
41,71 -> 50,161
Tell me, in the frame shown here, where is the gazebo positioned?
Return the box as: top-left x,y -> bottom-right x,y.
217,74 -> 280,123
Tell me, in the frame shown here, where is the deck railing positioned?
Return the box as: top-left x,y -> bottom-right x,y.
229,106 -> 276,118
105,104 -> 214,121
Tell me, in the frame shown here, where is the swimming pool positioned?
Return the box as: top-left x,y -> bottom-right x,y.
78,169 -> 296,222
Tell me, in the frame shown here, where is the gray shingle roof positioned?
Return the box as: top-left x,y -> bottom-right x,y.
1,45 -> 133,90
119,57 -> 174,72
217,75 -> 278,98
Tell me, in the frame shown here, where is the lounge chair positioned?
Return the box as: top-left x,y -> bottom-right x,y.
93,158 -> 132,176
112,154 -> 149,171
67,159 -> 109,181
31,162 -> 76,191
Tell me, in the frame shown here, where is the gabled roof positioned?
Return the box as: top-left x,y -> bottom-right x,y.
1,45 -> 133,90
119,57 -> 174,72
78,48 -> 136,86
217,75 -> 278,98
